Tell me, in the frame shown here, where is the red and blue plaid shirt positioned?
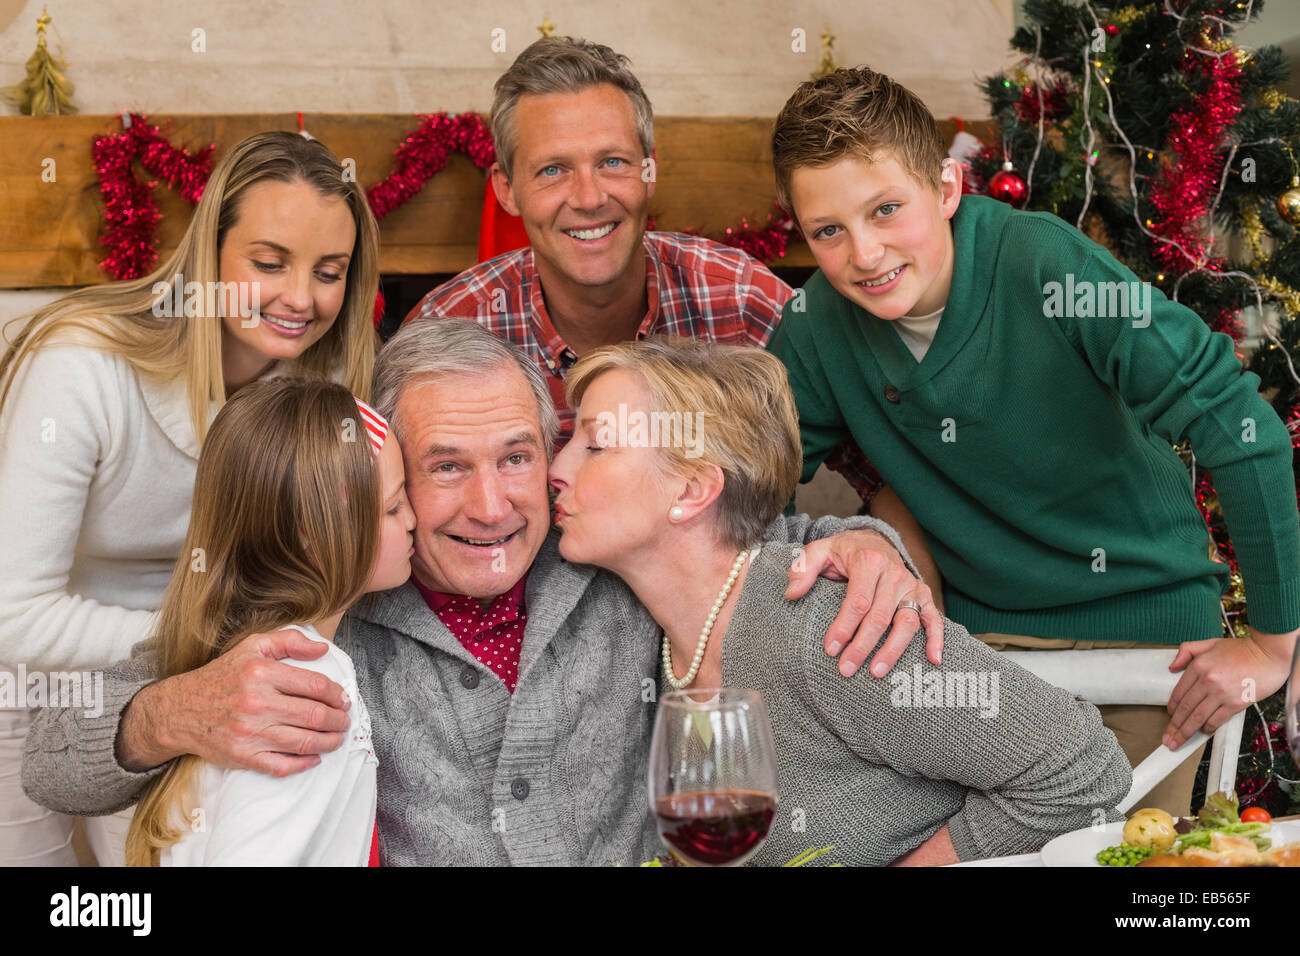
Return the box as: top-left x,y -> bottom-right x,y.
402,230 -> 883,504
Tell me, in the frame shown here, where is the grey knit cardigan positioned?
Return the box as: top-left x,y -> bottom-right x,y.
678,541 -> 1133,866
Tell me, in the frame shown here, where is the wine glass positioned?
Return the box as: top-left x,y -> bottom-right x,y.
648,687 -> 779,866
1287,639 -> 1300,768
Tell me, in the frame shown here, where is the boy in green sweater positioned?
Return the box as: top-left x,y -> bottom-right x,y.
767,66 -> 1300,815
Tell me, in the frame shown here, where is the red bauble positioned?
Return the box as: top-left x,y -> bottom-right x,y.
1104,22 -> 1119,36
987,167 -> 1028,206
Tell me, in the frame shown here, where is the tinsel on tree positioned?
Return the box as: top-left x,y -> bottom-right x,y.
2,9 -> 76,117
969,0 -> 1300,813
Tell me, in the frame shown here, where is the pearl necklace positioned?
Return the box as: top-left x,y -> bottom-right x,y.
662,549 -> 750,690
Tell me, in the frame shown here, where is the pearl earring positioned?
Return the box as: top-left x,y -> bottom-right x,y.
669,506 -> 684,521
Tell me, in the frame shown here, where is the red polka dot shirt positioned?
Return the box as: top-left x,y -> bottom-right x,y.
411,575 -> 528,693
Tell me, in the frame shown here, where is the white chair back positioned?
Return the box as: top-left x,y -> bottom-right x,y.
1000,648 -> 1244,814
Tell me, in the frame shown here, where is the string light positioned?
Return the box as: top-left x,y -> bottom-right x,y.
1023,24 -> 1047,208
1075,2 -> 1106,229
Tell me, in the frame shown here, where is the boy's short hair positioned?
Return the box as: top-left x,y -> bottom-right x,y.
772,66 -> 946,211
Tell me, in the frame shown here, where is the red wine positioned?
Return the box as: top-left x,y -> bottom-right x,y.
654,789 -> 776,866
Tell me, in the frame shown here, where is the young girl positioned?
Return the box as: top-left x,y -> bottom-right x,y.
123,378 -> 414,866
0,130 -> 379,866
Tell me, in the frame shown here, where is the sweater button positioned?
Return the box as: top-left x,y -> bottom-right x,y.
460,665 -> 480,689
883,385 -> 901,404
511,777 -> 530,801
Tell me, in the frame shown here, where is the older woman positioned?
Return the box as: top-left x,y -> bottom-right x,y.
547,336 -> 1131,865
0,130 -> 379,866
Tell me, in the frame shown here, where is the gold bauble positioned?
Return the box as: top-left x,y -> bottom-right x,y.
1279,182 -> 1300,225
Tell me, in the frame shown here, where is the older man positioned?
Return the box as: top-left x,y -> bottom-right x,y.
23,322 -> 940,865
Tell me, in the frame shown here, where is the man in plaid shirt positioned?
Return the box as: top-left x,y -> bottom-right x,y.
405,230 -> 790,438
402,36 -> 885,506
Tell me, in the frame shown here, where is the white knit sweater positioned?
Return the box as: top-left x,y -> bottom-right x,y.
1,344 -> 242,674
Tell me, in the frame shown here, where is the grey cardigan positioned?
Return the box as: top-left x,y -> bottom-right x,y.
679,541 -> 1132,866
22,513 -> 898,866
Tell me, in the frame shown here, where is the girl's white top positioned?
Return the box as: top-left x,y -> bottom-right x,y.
162,624 -> 378,866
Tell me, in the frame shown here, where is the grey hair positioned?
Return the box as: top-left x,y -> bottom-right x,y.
372,319 -> 560,457
491,36 -> 654,181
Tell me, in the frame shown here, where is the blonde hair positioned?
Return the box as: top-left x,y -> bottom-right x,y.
565,337 -> 801,549
772,66 -> 947,212
491,36 -> 654,180
124,378 -> 380,866
0,131 -> 379,444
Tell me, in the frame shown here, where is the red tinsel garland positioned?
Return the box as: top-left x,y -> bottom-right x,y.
1146,42 -> 1244,274
93,114 -> 215,280
713,205 -> 800,263
366,112 -> 495,220
650,206 -> 799,263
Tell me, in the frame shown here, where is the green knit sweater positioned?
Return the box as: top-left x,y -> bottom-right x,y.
769,195 -> 1300,643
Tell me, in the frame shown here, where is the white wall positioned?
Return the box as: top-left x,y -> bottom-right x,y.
0,0 -> 1015,120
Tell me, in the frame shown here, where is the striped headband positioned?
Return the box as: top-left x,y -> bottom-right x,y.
354,397 -> 389,457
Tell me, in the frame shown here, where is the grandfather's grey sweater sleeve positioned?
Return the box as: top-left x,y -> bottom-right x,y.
765,513 -> 920,579
799,610 -> 1132,861
22,639 -> 168,816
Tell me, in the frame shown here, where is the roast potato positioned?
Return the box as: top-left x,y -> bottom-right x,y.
1122,808 -> 1178,851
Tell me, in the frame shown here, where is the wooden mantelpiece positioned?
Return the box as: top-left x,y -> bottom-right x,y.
0,114 -> 995,288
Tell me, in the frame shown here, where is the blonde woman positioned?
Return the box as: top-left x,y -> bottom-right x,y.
0,130 -> 379,866
125,379 -> 413,866
547,337 -> 1131,865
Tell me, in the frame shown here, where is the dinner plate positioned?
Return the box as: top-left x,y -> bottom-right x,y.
1040,819 -> 1300,867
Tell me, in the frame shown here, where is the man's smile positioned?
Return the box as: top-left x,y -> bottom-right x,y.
562,221 -> 619,242
444,529 -> 522,548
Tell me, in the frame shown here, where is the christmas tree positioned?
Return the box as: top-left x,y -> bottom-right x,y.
2,9 -> 77,117
969,0 -> 1300,813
